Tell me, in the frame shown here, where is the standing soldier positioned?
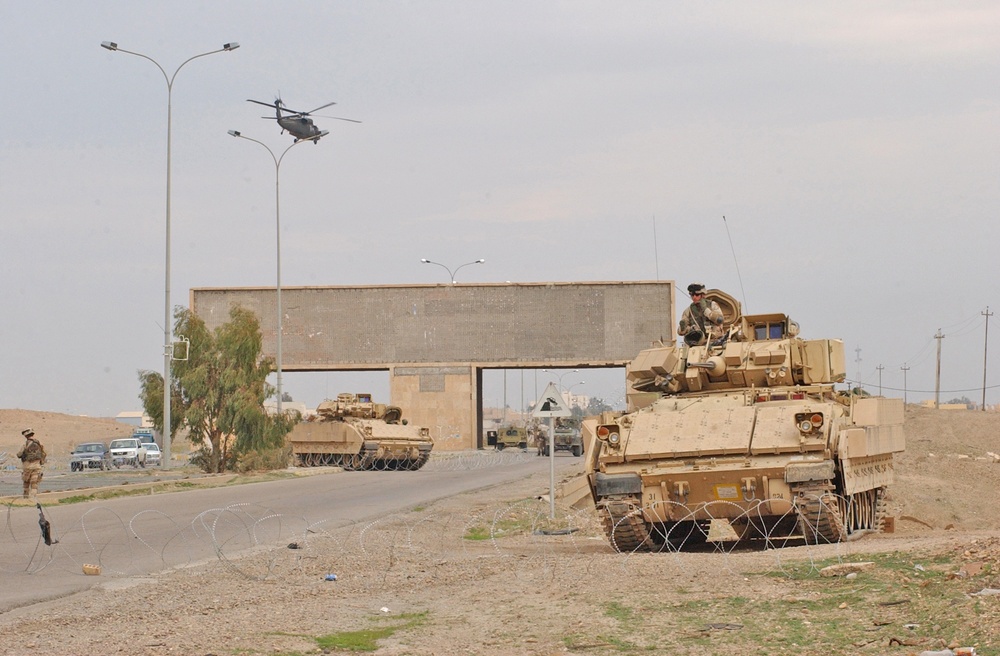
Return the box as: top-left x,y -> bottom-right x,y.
16,428 -> 47,500
677,283 -> 726,346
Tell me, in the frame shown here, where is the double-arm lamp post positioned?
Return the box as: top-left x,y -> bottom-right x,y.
226,130 -> 328,415
420,258 -> 485,283
101,40 -> 240,468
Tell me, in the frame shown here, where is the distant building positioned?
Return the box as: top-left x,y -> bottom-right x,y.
116,411 -> 153,428
919,400 -> 971,411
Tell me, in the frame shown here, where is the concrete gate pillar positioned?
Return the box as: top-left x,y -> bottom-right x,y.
390,365 -> 481,451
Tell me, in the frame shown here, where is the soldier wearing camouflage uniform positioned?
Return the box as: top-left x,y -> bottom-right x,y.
677,283 -> 726,346
16,428 -> 46,499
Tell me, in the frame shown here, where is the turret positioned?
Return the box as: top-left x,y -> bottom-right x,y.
314,393 -> 405,424
626,290 -> 846,408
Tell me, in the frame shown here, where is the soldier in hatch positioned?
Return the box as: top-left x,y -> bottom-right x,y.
677,283 -> 726,346
17,428 -> 47,500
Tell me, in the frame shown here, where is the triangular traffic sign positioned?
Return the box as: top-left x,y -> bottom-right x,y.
531,382 -> 573,418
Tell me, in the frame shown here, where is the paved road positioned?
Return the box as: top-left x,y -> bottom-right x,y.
0,452 -> 583,614
0,465 -> 211,498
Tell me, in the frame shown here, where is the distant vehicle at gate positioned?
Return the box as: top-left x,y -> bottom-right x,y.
537,417 -> 583,457
488,425 -> 529,451
287,393 -> 433,471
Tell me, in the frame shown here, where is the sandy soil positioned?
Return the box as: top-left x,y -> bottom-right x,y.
0,410 -> 134,470
0,405 -> 999,655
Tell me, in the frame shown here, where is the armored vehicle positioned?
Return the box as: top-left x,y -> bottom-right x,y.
287,393 -> 433,470
584,290 -> 905,552
488,425 -> 529,450
537,417 -> 583,457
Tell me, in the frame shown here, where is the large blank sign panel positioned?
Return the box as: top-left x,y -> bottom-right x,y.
190,281 -> 674,369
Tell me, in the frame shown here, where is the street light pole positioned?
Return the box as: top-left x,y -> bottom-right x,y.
420,258 -> 485,283
227,130 -> 328,415
102,40 -> 240,469
565,381 -> 585,408
542,368 -> 579,391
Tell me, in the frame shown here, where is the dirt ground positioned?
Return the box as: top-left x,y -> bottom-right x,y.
1,405 -> 1000,655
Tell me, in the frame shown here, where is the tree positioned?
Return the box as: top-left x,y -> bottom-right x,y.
586,397 -> 613,415
139,305 -> 294,473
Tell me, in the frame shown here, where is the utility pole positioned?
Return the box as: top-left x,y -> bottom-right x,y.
900,363 -> 910,405
934,329 -> 945,409
983,307 -> 993,411
502,369 -> 507,424
876,364 -> 885,396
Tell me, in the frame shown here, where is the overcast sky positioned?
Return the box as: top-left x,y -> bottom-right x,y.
2,2 -> 998,417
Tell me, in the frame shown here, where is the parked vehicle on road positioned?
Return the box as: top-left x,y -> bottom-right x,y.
69,442 -> 110,471
109,438 -> 147,468
132,428 -> 156,445
144,442 -> 162,467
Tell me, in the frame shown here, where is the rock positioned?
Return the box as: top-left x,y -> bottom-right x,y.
819,562 -> 875,577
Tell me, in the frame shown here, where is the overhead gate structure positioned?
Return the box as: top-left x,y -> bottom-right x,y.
190,281 -> 675,449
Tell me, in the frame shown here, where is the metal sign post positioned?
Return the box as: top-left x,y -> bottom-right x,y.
531,382 -> 573,519
547,416 -> 555,518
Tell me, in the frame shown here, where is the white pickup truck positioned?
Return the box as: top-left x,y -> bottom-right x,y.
108,437 -> 147,468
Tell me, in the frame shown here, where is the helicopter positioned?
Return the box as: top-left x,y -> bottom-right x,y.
247,98 -> 360,144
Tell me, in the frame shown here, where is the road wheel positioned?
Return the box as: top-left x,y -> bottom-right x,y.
572,445 -> 582,457
496,443 -> 505,451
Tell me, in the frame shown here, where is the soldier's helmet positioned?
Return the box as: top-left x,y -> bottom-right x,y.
687,283 -> 706,296
22,428 -> 34,438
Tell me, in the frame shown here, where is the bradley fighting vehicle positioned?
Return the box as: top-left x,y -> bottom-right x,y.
287,393 -> 433,470
584,290 -> 904,552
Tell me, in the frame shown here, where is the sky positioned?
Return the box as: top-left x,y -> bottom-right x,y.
1,2 -> 998,417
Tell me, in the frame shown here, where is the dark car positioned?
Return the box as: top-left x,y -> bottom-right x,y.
69,442 -> 110,471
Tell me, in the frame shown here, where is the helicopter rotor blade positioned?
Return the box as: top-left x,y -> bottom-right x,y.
304,101 -> 338,114
247,99 -> 280,109
312,115 -> 362,123
248,98 -> 311,114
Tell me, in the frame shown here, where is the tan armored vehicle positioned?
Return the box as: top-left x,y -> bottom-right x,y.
537,417 -> 583,457
584,290 -> 905,552
287,393 -> 433,470
488,425 -> 529,450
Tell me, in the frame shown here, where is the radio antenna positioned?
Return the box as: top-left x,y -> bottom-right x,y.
652,215 -> 660,281
723,216 -> 748,311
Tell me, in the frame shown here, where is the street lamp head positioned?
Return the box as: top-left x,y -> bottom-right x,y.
101,41 -> 118,51
228,130 -> 241,137
223,42 -> 240,51
420,258 -> 431,263
476,259 -> 485,264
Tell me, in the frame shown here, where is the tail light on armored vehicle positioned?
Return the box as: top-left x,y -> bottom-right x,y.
596,425 -> 621,446
795,412 -> 824,435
